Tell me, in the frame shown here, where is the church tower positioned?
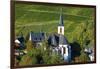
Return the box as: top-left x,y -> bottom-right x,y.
58,9 -> 64,35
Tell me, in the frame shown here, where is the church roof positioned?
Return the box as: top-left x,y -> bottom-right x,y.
48,34 -> 69,47
48,34 -> 59,46
30,32 -> 45,42
59,35 -> 69,45
17,35 -> 24,43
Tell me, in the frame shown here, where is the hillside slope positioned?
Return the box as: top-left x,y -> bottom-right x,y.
15,3 -> 95,48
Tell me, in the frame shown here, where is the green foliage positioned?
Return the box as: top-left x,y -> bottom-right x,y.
42,49 -> 51,64
19,40 -> 64,65
42,49 -> 63,64
49,54 -> 63,64
26,40 -> 33,51
19,53 -> 38,66
79,51 -> 90,62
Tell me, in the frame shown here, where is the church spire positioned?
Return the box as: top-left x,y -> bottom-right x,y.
58,8 -> 64,35
59,8 -> 64,26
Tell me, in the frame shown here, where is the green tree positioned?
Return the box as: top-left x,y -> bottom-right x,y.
42,48 -> 51,64
42,47 -> 63,64
19,55 -> 33,66
50,54 -> 63,64
26,40 -> 33,51
20,39 -> 64,65
79,51 -> 90,62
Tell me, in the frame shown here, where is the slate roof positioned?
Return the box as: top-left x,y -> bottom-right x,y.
30,32 -> 45,42
59,35 -> 69,45
17,35 -> 24,43
15,35 -> 25,49
48,34 -> 69,47
48,34 -> 59,46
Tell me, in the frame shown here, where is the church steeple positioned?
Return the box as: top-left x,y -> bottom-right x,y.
58,9 -> 64,35
59,8 -> 64,26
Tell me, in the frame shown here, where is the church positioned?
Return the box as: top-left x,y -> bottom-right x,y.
48,11 -> 71,62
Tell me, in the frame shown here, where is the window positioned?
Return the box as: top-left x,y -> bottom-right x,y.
40,38 -> 41,40
35,38 -> 37,40
59,47 -> 61,54
63,47 -> 66,54
60,28 -> 62,33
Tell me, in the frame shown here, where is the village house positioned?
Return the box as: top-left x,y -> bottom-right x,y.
15,34 -> 25,56
15,35 -> 24,49
29,32 -> 45,47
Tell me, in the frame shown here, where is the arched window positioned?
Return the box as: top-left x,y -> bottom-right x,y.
60,28 -> 62,33
59,48 -> 61,54
63,47 -> 66,54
